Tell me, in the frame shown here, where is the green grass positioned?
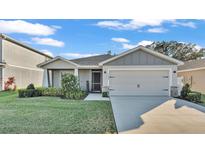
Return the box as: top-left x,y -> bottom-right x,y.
0,91 -> 117,134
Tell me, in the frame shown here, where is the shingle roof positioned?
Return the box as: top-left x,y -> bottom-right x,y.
178,59 -> 205,71
70,54 -> 114,65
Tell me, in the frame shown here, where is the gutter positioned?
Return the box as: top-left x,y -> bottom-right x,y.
178,67 -> 205,73
0,34 -> 53,59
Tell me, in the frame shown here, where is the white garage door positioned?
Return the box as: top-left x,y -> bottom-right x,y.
109,70 -> 170,96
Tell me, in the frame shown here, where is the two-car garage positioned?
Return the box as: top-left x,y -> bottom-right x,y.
108,70 -> 170,96
100,46 -> 183,97
100,46 -> 184,132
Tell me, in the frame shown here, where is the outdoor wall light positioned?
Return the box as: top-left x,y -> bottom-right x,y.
104,71 -> 106,74
173,71 -> 176,73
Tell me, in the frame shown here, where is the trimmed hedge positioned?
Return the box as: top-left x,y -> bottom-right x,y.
19,78 -> 87,100
62,89 -> 87,100
18,89 -> 42,98
36,87 -> 62,97
186,92 -> 201,103
19,87 -> 62,98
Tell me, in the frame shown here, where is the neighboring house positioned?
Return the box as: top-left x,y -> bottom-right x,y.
0,34 -> 52,90
178,59 -> 205,94
38,46 -> 183,96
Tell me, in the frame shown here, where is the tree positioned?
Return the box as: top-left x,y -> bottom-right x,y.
146,41 -> 204,61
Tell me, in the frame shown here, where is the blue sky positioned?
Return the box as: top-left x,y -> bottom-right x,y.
0,19 -> 204,59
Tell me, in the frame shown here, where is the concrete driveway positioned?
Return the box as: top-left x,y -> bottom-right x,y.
110,96 -> 205,134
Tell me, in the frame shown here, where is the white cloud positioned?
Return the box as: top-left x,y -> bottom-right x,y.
32,37 -> 64,47
122,40 -> 153,49
137,40 -> 153,46
171,21 -> 197,28
41,49 -> 54,57
0,20 -> 57,36
195,45 -> 202,50
96,19 -> 171,30
51,25 -> 62,29
96,20 -> 123,29
122,43 -> 137,49
61,53 -> 99,59
111,37 -> 130,43
96,19 -> 197,31
147,27 -> 168,33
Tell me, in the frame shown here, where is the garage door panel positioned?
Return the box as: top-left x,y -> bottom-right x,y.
110,78 -> 169,85
109,70 -> 169,96
110,90 -> 168,96
110,70 -> 168,76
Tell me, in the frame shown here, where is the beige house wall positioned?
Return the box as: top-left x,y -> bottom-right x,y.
3,40 -> 49,68
178,69 -> 205,94
2,39 -> 51,89
78,69 -> 91,91
52,70 -> 74,88
0,68 -> 2,90
4,65 -> 44,89
51,69 -> 91,91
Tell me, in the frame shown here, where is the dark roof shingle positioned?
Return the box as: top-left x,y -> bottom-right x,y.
70,54 -> 114,65
178,59 -> 205,71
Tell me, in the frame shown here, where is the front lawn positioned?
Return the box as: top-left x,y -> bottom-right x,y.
0,91 -> 116,134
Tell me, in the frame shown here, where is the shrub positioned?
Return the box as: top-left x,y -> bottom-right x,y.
36,87 -> 62,97
18,89 -> 42,98
181,83 -> 191,98
63,89 -> 86,100
102,92 -> 109,97
4,77 -> 16,91
186,92 -> 201,103
18,89 -> 27,98
26,83 -> 35,90
61,74 -> 86,99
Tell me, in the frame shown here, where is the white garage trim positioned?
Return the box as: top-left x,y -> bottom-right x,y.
107,67 -> 172,96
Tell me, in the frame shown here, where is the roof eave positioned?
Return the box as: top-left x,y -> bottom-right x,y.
38,56 -> 79,68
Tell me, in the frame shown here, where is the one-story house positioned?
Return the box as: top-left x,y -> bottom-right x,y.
38,46 -> 183,96
178,59 -> 205,94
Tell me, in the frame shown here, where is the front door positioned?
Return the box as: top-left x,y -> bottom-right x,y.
92,71 -> 101,92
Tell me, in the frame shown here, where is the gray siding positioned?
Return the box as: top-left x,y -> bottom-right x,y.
105,50 -> 175,65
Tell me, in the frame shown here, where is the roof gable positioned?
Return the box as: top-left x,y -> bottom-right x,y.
99,46 -> 183,66
38,56 -> 78,69
105,49 -> 175,65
